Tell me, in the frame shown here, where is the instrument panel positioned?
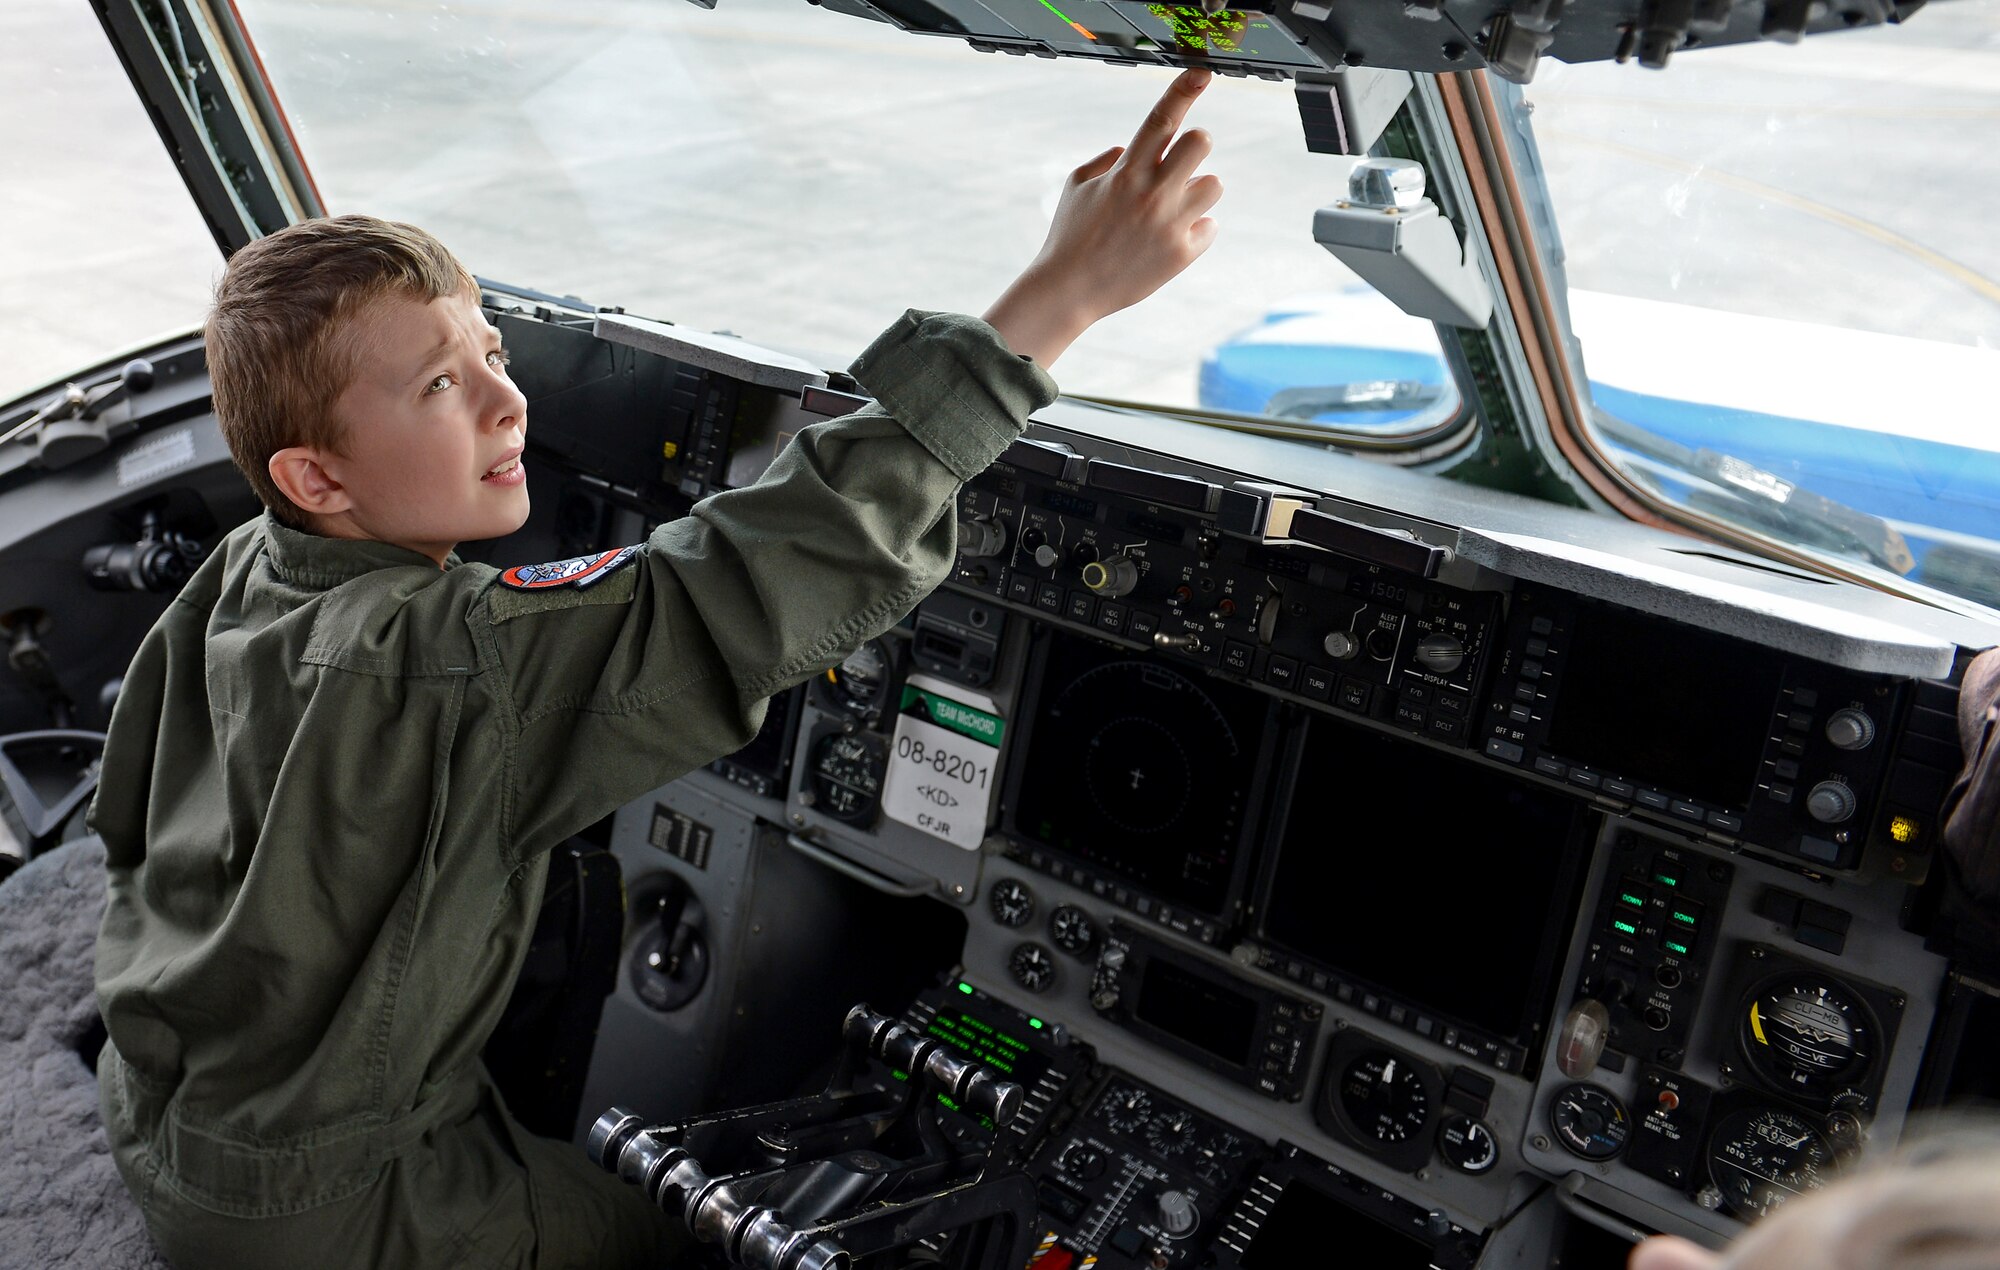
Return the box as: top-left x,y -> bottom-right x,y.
717,423 -> 1959,1260
29,306 -> 1982,1268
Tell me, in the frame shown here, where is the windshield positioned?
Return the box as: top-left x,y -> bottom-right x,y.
0,1 -> 221,405
228,0 -> 1454,436
1513,4 -> 2000,614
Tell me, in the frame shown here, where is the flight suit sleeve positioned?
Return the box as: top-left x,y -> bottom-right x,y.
477,310 -> 1057,856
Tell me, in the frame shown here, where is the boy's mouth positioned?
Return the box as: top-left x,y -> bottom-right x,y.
482,452 -> 524,483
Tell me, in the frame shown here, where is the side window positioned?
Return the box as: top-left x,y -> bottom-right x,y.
1,4 -> 220,405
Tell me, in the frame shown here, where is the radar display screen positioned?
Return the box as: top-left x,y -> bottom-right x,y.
1258,717 -> 1588,1047
1544,603 -> 1785,808
858,0 -> 1330,72
1008,632 -> 1276,916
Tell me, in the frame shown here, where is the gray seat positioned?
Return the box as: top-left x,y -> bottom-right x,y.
0,837 -> 169,1269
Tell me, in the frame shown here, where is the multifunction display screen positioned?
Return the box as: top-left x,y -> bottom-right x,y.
1545,604 -> 1785,808
1259,718 -> 1588,1045
911,1005 -> 1055,1127
1009,632 -> 1274,915
1135,957 -> 1259,1067
1242,1179 -> 1434,1269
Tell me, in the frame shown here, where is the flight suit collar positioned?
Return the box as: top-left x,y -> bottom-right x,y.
261,513 -> 462,590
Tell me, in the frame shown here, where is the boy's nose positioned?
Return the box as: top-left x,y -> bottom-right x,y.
485,378 -> 528,432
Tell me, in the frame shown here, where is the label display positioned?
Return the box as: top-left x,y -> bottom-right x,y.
882,673 -> 1004,850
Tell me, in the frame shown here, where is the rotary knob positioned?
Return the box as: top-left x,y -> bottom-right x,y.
1155,1189 -> 1198,1237
1806,780 -> 1857,824
1323,630 -> 1359,660
1824,708 -> 1877,751
1414,632 -> 1465,673
957,517 -> 1006,559
1032,544 -> 1061,570
1081,555 -> 1139,598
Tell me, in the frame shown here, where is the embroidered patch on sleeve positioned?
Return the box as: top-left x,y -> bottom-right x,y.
498,545 -> 641,591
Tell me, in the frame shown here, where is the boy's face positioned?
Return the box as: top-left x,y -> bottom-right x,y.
314,290 -> 529,562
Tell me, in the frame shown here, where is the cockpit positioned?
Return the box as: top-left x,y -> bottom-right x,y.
3,0 -> 1999,1266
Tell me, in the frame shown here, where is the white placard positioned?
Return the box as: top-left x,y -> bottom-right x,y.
881,673 -> 1004,851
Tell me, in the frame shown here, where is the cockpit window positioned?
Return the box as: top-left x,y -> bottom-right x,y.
228,0 -> 1455,439
1,3 -> 219,406
1511,5 -> 2000,614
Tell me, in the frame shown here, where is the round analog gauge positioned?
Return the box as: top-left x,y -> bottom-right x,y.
1049,905 -> 1097,956
1707,1104 -> 1833,1220
820,640 -> 894,719
1058,1143 -> 1108,1182
1437,1114 -> 1499,1175
1007,943 -> 1057,994
808,732 -> 886,824
1337,1049 -> 1433,1148
1193,1129 -> 1248,1186
988,878 -> 1035,928
1146,1109 -> 1199,1160
1101,1084 -> 1156,1136
1738,973 -> 1875,1099
1549,1084 -> 1630,1161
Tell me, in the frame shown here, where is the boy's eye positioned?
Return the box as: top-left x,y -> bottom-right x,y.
426,374 -> 452,394
487,348 -> 511,370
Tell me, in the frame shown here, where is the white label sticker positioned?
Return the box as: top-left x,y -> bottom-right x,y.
881,673 -> 1004,851
116,428 -> 196,488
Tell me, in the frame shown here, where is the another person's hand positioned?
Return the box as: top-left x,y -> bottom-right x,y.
983,67 -> 1222,368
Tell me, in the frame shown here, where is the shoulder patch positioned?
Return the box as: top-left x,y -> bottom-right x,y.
498,545 -> 641,591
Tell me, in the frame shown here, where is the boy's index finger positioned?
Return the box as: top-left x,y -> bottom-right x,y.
1127,68 -> 1213,166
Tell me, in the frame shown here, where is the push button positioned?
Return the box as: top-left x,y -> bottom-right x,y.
1301,666 -> 1335,700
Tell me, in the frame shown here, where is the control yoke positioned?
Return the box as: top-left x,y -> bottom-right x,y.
589,1004 -> 1037,1270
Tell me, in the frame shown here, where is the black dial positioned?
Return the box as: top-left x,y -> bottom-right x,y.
1007,943 -> 1056,994
1338,1049 -> 1433,1147
1146,1109 -> 1199,1160
1438,1114 -> 1499,1174
819,639 -> 894,719
1192,1129 -> 1248,1186
1049,905 -> 1097,955
988,878 -> 1035,928
1101,1084 -> 1155,1136
1738,973 -> 1875,1099
808,732 -> 886,824
1707,1105 -> 1833,1219
1550,1084 -> 1630,1161
1058,1143 -> 1108,1182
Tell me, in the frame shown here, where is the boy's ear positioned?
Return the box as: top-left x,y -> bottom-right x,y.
269,447 -> 353,518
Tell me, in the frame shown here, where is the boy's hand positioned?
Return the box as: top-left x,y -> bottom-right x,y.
984,68 -> 1222,369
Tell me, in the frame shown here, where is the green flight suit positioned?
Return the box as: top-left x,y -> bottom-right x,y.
90,311 -> 1056,1270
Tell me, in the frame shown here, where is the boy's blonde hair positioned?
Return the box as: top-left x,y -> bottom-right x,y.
204,215 -> 480,527
1718,1121 -> 2000,1269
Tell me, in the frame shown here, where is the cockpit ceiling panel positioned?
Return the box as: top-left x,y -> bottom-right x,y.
820,0 -> 1928,82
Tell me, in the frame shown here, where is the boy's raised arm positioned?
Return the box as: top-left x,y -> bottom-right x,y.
477,71 -> 1223,856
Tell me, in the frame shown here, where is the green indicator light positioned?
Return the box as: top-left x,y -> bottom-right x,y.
1612,919 -> 1639,936
1029,1018 -> 1044,1030
1618,892 -> 1646,908
1664,940 -> 1692,956
892,1070 -> 908,1082
1654,872 -> 1680,887
1672,911 -> 1698,926
958,982 -> 975,995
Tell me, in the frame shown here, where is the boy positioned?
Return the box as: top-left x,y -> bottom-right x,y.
91,69 -> 1223,1269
